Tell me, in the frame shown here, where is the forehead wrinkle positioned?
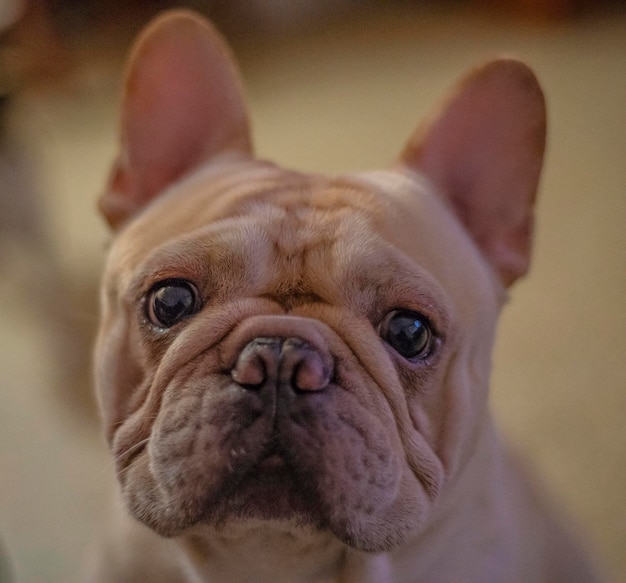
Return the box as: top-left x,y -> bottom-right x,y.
126,218 -> 270,299
121,180 -> 390,306
256,199 -> 382,302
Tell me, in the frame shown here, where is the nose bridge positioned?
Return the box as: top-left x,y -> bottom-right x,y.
222,314 -> 330,368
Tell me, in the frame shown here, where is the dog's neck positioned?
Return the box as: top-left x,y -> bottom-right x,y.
390,416 -> 520,582
178,520 -> 392,583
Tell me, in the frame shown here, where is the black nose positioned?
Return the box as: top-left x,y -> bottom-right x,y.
231,337 -> 331,393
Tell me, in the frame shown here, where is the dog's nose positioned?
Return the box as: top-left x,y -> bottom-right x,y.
231,337 -> 331,392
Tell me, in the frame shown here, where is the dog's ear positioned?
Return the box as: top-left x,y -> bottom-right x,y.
399,59 -> 546,287
100,10 -> 252,229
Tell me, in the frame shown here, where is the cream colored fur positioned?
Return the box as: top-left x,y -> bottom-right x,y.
89,10 -> 600,583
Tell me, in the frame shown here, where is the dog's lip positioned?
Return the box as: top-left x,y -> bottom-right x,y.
203,452 -> 322,528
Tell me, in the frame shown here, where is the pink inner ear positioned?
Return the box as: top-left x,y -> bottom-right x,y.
400,59 -> 546,287
101,11 -> 252,229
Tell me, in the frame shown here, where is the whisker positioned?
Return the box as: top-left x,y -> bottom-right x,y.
90,436 -> 151,482
114,437 -> 151,465
89,412 -> 160,483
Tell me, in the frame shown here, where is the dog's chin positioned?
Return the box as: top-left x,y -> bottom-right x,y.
205,454 -> 326,525
122,443 -> 428,553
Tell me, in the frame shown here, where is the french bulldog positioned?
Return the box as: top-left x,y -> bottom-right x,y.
90,10 -> 601,583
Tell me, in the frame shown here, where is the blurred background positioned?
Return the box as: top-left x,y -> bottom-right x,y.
0,1 -> 624,581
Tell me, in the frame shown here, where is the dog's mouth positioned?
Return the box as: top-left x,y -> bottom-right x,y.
256,450 -> 287,472
204,444 -> 326,527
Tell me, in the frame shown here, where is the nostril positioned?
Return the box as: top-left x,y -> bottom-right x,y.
292,352 -> 330,392
281,339 -> 331,393
231,352 -> 266,388
231,337 -> 281,389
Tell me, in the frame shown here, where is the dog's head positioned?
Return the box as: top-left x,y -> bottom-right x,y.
95,11 -> 546,552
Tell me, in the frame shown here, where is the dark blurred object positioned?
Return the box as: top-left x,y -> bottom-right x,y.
3,0 -> 625,96
1,0 -> 71,90
0,0 -> 365,93
475,0 -> 590,20
0,1 -> 105,426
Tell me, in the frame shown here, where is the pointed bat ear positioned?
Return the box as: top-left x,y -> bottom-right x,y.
399,59 -> 547,287
100,10 -> 252,230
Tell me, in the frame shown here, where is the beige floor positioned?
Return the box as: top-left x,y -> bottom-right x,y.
1,5 -> 625,582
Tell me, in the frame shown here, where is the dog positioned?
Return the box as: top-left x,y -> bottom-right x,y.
89,10 -> 601,583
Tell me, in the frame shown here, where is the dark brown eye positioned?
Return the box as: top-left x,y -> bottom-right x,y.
381,310 -> 435,360
147,280 -> 200,328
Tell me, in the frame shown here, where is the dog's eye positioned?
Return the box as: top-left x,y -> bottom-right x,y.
381,310 -> 435,360
146,279 -> 200,328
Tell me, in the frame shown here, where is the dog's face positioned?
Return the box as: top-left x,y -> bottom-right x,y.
95,11 -> 545,553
